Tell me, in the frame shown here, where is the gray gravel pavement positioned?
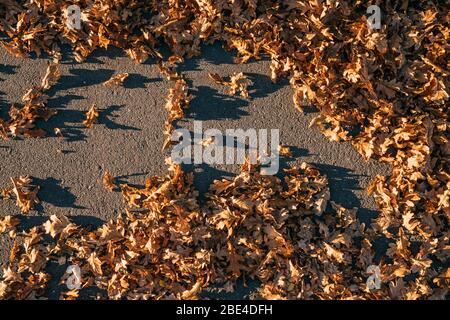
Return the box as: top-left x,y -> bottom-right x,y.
0,43 -> 390,298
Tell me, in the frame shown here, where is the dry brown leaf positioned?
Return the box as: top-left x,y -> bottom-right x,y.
41,63 -> 61,91
103,73 -> 129,87
278,145 -> 292,157
103,171 -> 116,192
83,105 -> 99,128
9,176 -> 39,214
0,215 -> 20,234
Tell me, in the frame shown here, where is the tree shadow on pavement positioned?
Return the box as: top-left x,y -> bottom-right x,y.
312,163 -> 379,225
123,73 -> 160,89
114,172 -> 150,189
0,90 -> 8,119
99,105 -> 141,131
49,68 -> 115,93
43,94 -> 87,142
42,100 -> 141,142
0,63 -> 17,76
177,43 -> 236,73
182,163 -> 234,202
246,72 -> 288,99
187,85 -> 249,121
34,177 -> 86,210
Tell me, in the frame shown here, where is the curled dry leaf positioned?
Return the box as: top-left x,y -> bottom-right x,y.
41,63 -> 61,91
83,105 -> 99,128
103,73 -> 129,87
6,176 -> 40,214
102,171 -> 115,192
87,252 -> 103,276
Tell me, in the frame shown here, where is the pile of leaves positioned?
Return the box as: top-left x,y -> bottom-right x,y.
0,161 -> 327,299
206,162 -> 330,283
1,160 -> 448,299
0,0 -> 448,299
1,161 -> 214,299
0,62 -> 60,138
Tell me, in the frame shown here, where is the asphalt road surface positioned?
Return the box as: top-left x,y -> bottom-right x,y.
0,43 -> 390,299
